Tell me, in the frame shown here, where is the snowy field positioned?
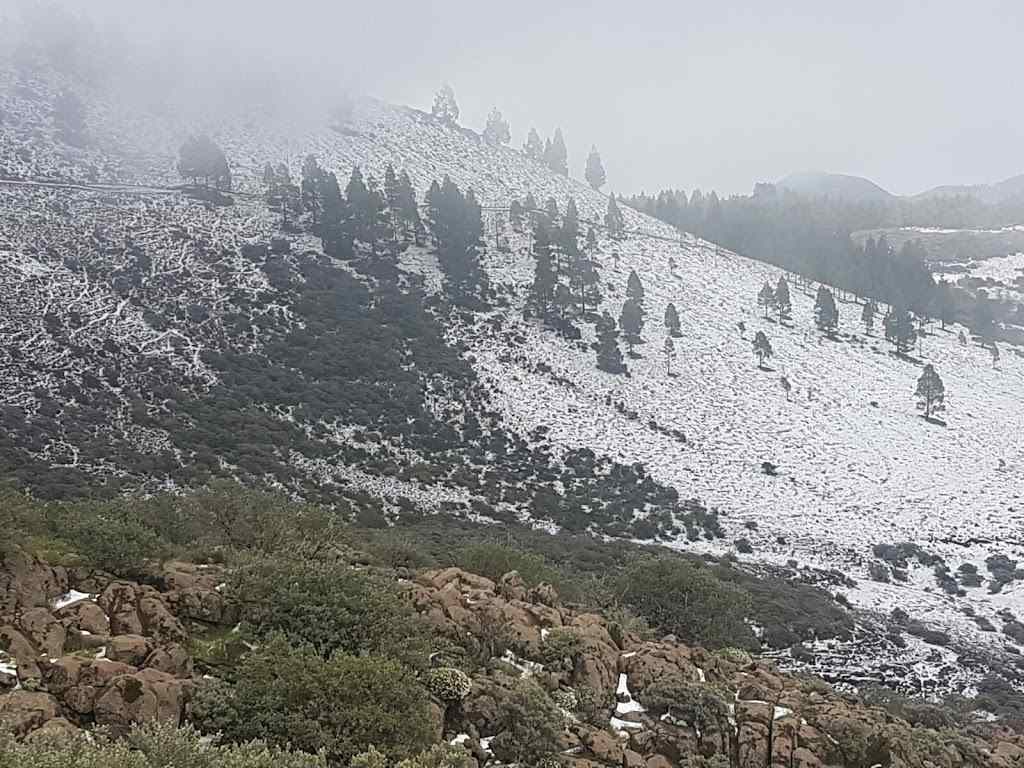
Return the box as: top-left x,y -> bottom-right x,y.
4,59 -> 1024,684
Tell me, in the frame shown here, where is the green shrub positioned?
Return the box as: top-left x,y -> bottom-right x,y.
620,558 -> 756,649
210,635 -> 434,765
0,721 -> 325,768
229,555 -> 428,666
489,678 -> 564,766
536,628 -> 583,670
425,667 -> 471,702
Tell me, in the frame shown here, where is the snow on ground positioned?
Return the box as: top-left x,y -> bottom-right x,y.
936,251 -> 1024,298
52,589 -> 93,610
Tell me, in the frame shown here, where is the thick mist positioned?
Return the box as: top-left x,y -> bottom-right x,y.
2,0 -> 1021,196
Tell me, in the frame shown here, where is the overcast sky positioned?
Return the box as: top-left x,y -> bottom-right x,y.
8,0 -> 1023,196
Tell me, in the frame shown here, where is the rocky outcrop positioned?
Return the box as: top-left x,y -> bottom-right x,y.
0,547 -> 223,739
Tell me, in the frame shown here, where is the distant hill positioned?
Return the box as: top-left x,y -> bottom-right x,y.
776,171 -> 894,202
914,173 -> 1024,205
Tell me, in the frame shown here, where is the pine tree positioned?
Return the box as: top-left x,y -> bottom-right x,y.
529,218 -> 556,317
178,135 -> 230,189
626,270 -> 644,304
546,128 -> 568,176
973,290 -> 996,340
561,198 -> 580,255
931,279 -> 956,330
317,170 -> 350,257
915,363 -> 945,419
605,195 -> 625,238
426,176 -> 487,302
553,283 -> 573,320
664,302 -> 681,337
300,155 -> 323,224
585,145 -> 606,190
775,276 -> 792,322
619,298 -> 645,354
753,331 -> 773,369
884,307 -> 918,355
814,286 -> 839,334
509,199 -> 524,232
663,336 -> 676,376
483,107 -> 511,145
596,311 -> 626,373
585,226 -> 598,253
265,163 -> 301,226
524,128 -> 544,161
757,281 -> 776,319
431,84 -> 460,126
394,170 -> 421,240
861,299 -> 878,334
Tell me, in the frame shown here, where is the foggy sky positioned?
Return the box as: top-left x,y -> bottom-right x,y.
7,0 -> 1023,196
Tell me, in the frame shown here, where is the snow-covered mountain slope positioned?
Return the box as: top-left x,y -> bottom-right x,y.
4,55 -> 1024,692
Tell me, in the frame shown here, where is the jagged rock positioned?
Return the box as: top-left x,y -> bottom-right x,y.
0,691 -> 59,736
528,582 -> 559,607
417,567 -> 496,593
0,625 -> 41,681
170,586 -> 231,624
98,582 -> 143,635
55,599 -> 110,635
144,642 -> 193,677
24,716 -> 79,742
623,749 -> 645,768
498,570 -> 527,601
107,634 -> 151,665
138,595 -> 186,642
790,746 -> 823,768
645,756 -> 672,768
568,614 -> 619,696
0,547 -> 67,614
577,724 -> 624,764
18,607 -> 66,658
93,668 -> 187,736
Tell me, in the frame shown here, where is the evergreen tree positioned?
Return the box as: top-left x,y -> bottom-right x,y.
931,279 -> 956,330
663,336 -> 676,376
619,298 -> 645,354
884,307 -> 918,355
626,269 -> 644,304
861,299 -> 878,334
814,286 -> 839,334
561,198 -> 580,255
595,311 -> 626,373
265,163 -> 301,226
664,302 -> 681,337
394,170 -> 421,240
752,331 -> 773,369
431,84 -> 460,126
529,218 -> 556,317
317,171 -> 351,257
545,128 -> 568,175
585,226 -> 598,253
605,195 -> 625,238
524,128 -> 544,161
178,135 -> 230,189
53,90 -> 87,147
973,290 -> 996,340
757,281 -> 776,318
426,176 -> 487,302
915,363 -> 945,419
553,283 -> 573,320
509,200 -> 524,232
300,155 -> 323,224
775,276 -> 792,321
585,145 -> 606,190
483,107 -> 511,145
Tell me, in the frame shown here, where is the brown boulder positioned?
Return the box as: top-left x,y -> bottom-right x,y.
138,596 -> 186,642
93,668 -> 186,736
645,756 -> 673,768
44,655 -> 83,695
108,634 -> 151,666
0,547 -> 68,613
623,749 -> 645,768
24,716 -> 79,742
98,582 -> 143,635
19,607 -> 66,658
170,587 -> 232,624
578,725 -> 624,765
0,691 -> 60,736
56,599 -> 110,636
498,571 -> 527,601
0,626 -> 41,682
144,643 -> 193,677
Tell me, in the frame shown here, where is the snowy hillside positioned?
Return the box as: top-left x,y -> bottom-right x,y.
3,55 -> 1024,692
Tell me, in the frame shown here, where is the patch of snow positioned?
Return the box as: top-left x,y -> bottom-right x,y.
52,589 -> 93,610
